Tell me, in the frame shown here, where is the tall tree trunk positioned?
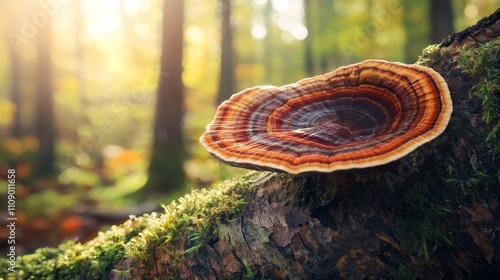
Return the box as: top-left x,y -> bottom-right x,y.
142,0 -> 185,197
75,0 -> 89,128
34,17 -> 56,177
216,0 -> 235,106
5,0 -> 26,139
429,0 -> 454,43
7,26 -> 23,138
263,0 -> 274,84
318,0 -> 336,71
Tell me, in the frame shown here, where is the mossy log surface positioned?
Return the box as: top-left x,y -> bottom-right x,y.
2,9 -> 500,280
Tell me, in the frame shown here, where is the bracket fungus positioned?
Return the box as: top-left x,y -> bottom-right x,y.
200,60 -> 453,174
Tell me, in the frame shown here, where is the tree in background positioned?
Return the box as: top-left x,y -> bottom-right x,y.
303,0 -> 339,73
75,0 -> 90,128
263,0 -> 275,83
403,0 -> 454,62
34,12 -> 56,177
402,0 -> 429,62
303,0 -> 314,76
142,0 -> 185,197
216,0 -> 235,106
6,1 -> 23,139
430,0 -> 454,43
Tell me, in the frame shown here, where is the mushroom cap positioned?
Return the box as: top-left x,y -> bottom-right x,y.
200,59 -> 453,174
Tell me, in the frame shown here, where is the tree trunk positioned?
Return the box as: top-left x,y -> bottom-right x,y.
7,25 -> 23,138
216,0 -> 235,106
263,0 -> 274,84
303,0 -> 314,76
142,0 -> 185,197
429,0 -> 454,43
75,0 -> 89,128
402,0 -> 429,63
34,17 -> 56,177
116,10 -> 500,279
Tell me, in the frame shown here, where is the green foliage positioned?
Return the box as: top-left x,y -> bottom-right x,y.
22,190 -> 80,219
0,136 -> 38,171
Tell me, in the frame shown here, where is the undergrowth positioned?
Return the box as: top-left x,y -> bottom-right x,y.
0,171 -> 266,279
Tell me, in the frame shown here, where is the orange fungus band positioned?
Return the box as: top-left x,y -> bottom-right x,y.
200,60 -> 453,174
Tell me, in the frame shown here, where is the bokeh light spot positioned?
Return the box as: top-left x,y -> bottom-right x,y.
252,24 -> 267,39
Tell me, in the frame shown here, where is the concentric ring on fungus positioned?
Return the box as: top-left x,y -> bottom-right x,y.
200,59 -> 453,174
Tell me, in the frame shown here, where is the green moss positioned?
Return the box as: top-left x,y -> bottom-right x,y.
242,259 -> 256,280
439,39 -> 500,195
416,44 -> 442,67
444,38 -> 500,192
458,38 -> 500,153
1,171 -> 268,279
0,217 -> 148,279
125,171 -> 266,268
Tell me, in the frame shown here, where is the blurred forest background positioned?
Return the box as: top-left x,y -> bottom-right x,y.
0,0 -> 498,254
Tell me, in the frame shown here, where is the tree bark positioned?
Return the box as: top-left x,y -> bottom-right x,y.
142,0 -> 185,196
